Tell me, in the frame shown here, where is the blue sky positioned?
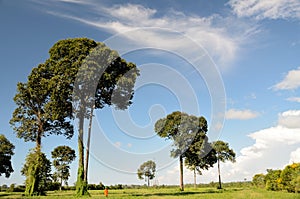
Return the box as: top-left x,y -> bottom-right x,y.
1,0 -> 300,186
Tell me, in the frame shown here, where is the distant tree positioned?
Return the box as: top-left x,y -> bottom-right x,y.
185,140 -> 217,188
265,169 -> 282,191
51,146 -> 76,191
21,149 -> 52,196
0,134 -> 15,178
252,173 -> 266,188
212,140 -> 236,189
137,160 -> 156,187
155,111 -> 209,191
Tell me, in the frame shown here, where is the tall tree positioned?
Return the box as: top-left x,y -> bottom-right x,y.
0,134 -> 15,178
155,112 -> 209,191
10,64 -> 73,196
51,146 -> 76,191
47,38 -> 139,196
212,140 -> 236,189
137,160 -> 156,187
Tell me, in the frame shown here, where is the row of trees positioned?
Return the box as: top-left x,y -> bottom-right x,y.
252,162 -> 300,193
137,112 -> 236,191
8,38 -> 139,196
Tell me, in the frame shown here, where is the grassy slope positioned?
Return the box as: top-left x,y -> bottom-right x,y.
0,187 -> 299,198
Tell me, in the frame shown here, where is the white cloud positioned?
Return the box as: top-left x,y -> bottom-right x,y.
229,0 -> 300,20
278,110 -> 300,128
273,67 -> 300,90
38,1 -> 259,70
290,148 -> 300,163
225,109 -> 260,120
287,97 -> 300,103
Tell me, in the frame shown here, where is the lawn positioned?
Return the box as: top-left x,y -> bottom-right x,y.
0,187 -> 299,198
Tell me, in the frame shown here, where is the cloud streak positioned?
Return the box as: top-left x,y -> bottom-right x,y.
229,0 -> 300,20
36,1 -> 259,70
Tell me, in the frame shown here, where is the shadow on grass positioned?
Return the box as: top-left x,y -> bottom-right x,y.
130,188 -> 242,197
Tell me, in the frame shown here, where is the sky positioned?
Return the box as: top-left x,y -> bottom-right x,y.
0,0 -> 300,186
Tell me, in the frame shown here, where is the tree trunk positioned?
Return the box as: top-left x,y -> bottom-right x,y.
217,159 -> 222,189
147,176 -> 150,187
84,105 -> 94,182
179,155 -> 184,191
76,107 -> 89,196
194,168 -> 196,189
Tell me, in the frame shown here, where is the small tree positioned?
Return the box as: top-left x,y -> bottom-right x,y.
0,134 -> 15,178
51,146 -> 76,191
137,160 -> 156,187
21,149 -> 52,196
212,140 -> 236,189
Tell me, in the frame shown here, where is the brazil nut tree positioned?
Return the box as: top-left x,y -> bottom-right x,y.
155,112 -> 209,191
47,38 -> 139,196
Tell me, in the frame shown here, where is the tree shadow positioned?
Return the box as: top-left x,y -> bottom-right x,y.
130,188 -> 243,197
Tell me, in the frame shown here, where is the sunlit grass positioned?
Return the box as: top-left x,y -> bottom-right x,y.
0,187 -> 298,198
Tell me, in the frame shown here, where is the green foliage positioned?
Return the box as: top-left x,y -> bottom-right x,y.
21,149 -> 52,196
10,64 -> 73,147
0,134 -> 15,178
280,163 -> 300,192
75,166 -> 89,196
265,169 -> 282,191
252,173 -> 266,188
137,160 -> 156,186
51,145 -> 76,190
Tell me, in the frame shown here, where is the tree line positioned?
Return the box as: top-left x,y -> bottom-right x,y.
252,162 -> 300,193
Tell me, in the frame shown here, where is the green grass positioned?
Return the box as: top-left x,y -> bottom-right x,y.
0,187 -> 299,198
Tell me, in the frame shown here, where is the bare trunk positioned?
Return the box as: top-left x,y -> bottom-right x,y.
84,105 -> 94,182
218,159 -> 222,189
194,168 -> 196,189
179,155 -> 184,191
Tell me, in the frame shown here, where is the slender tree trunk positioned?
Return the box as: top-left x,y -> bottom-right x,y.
179,155 -> 184,191
60,174 -> 62,191
84,105 -> 94,182
147,176 -> 150,187
217,159 -> 222,189
194,168 -> 196,189
76,107 -> 89,196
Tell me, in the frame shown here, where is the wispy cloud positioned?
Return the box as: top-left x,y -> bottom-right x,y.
273,67 -> 300,90
34,1 -> 259,70
287,97 -> 300,103
225,109 -> 260,120
229,0 -> 300,20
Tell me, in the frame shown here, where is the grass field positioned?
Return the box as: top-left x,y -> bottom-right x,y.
0,187 -> 299,199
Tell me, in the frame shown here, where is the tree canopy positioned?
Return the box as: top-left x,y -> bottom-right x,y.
0,134 -> 15,178
137,160 -> 156,187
